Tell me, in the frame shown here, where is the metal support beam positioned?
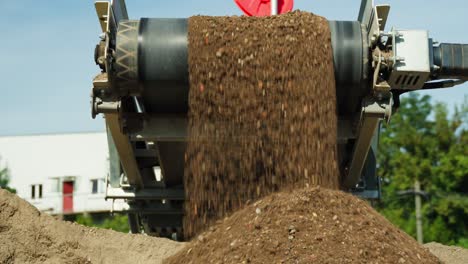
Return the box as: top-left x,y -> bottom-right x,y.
106,186 -> 184,200
111,0 -> 129,22
358,0 -> 373,25
106,126 -> 122,188
130,115 -> 187,142
343,97 -> 392,189
105,113 -> 144,188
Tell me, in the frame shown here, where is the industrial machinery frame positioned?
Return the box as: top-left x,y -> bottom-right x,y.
91,0 -> 467,239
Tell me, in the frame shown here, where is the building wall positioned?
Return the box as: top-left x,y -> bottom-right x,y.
0,132 -> 121,215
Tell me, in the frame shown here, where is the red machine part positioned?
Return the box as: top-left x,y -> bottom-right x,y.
234,0 -> 294,16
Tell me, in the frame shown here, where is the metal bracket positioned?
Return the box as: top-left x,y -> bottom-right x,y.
94,1 -> 114,97
343,96 -> 392,189
93,100 -> 120,117
94,0 -> 125,71
368,5 -> 390,45
95,2 -> 110,33
372,49 -> 392,94
358,0 -> 391,46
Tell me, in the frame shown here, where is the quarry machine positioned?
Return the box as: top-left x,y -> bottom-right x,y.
91,0 -> 467,239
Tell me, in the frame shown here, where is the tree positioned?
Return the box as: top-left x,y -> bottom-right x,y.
0,158 -> 16,193
377,93 -> 468,247
76,213 -> 129,233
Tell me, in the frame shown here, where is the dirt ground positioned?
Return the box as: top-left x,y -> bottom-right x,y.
0,189 -> 184,264
425,242 -> 468,264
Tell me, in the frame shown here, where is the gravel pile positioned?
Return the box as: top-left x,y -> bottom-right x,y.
167,187 -> 440,264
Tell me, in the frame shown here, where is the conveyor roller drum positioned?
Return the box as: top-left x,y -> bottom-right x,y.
114,18 -> 189,113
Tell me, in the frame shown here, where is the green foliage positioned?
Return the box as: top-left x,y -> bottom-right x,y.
377,93 -> 468,248
76,213 -> 130,233
0,159 -> 16,193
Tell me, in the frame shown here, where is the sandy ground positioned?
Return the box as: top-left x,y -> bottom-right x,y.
1,188 -> 466,263
0,189 -> 184,264
425,242 -> 468,264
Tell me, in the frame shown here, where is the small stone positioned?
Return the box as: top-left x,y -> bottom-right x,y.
216,48 -> 224,57
255,208 -> 261,214
312,212 -> 318,217
288,225 -> 297,234
288,235 -> 294,240
398,258 -> 406,263
332,215 -> 338,221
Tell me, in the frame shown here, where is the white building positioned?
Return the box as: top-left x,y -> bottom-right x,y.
0,132 -> 123,215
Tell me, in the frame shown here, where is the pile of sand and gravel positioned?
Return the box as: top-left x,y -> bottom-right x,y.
2,187 -> 466,264
166,187 -> 440,264
0,189 -> 183,264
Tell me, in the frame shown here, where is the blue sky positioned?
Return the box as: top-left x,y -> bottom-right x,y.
0,0 -> 466,136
